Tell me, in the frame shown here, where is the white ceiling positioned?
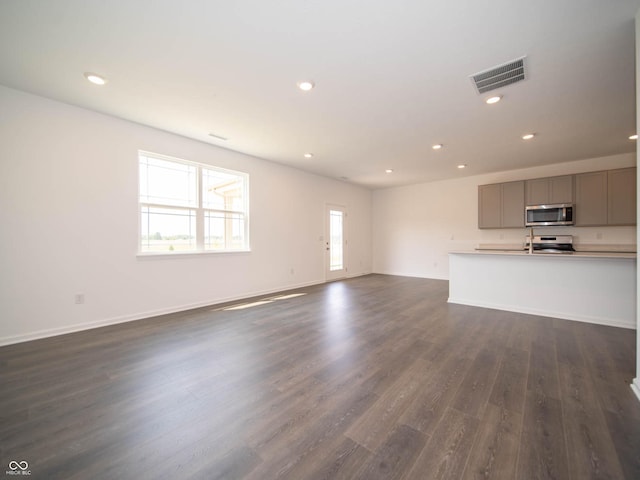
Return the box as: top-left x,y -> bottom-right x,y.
0,0 -> 638,189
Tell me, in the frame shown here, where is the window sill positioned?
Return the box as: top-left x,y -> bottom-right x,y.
136,249 -> 251,260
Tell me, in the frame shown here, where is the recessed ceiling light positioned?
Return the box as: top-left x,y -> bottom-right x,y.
297,81 -> 315,91
432,144 -> 443,150
630,134 -> 638,140
485,95 -> 502,104
522,133 -> 535,140
208,132 -> 228,141
457,164 -> 467,169
304,153 -> 313,158
84,72 -> 107,85
385,169 -> 393,173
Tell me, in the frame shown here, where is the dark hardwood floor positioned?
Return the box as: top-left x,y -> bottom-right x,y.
1,274 -> 639,479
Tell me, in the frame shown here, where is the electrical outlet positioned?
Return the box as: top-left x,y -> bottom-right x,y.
74,293 -> 85,305
596,232 -> 603,240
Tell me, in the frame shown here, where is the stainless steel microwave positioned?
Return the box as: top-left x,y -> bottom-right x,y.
525,203 -> 574,226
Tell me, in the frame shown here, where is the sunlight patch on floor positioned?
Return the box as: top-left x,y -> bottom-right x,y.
218,292 -> 308,311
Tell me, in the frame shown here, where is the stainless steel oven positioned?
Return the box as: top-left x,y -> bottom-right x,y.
524,235 -> 575,253
525,203 -> 574,227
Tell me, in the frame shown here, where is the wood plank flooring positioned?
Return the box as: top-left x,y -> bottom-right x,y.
1,274 -> 638,479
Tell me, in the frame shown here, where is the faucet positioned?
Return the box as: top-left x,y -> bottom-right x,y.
528,227 -> 534,254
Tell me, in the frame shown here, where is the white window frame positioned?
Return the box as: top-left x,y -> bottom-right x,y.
138,151 -> 250,255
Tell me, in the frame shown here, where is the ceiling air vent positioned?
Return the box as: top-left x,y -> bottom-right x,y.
470,56 -> 527,94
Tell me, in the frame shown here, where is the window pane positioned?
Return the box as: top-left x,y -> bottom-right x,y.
139,155 -> 197,207
138,151 -> 249,254
202,168 -> 245,211
204,211 -> 246,250
330,210 -> 343,271
141,206 -> 196,252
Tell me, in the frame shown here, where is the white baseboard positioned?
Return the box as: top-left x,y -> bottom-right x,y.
448,296 -> 636,330
632,379 -> 640,403
0,278 -> 328,346
372,269 -> 449,281
347,271 -> 372,279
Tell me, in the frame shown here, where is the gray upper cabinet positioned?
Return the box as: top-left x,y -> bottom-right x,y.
549,175 -> 574,204
607,167 -> 636,226
478,183 -> 501,228
502,181 -> 525,227
525,178 -> 550,205
478,181 -> 524,229
576,168 -> 637,226
481,168 -> 635,230
575,171 -> 608,226
525,175 -> 573,205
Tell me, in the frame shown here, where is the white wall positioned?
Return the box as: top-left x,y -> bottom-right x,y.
373,153 -> 636,280
0,86 -> 372,345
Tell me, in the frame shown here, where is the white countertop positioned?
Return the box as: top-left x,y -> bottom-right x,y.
450,249 -> 636,259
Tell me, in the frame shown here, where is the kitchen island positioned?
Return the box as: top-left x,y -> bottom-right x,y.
448,250 -> 636,328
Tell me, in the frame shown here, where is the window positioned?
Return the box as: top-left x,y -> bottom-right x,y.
139,151 -> 249,254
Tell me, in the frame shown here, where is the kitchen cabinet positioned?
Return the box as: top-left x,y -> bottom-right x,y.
478,181 -> 524,228
525,175 -> 573,205
480,167 -> 635,229
478,184 -> 501,228
575,171 -> 607,226
502,181 -> 525,227
607,167 -> 636,225
575,168 -> 637,226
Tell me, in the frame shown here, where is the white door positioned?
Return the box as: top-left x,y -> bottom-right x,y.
326,205 -> 347,281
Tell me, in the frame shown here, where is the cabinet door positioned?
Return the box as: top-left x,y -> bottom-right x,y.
526,178 -> 549,205
549,175 -> 573,204
608,167 -> 636,225
526,175 -> 573,205
501,181 -> 525,228
478,184 -> 501,228
575,171 -> 607,226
